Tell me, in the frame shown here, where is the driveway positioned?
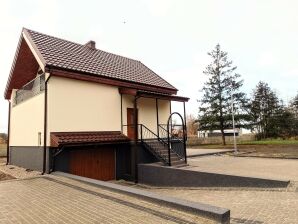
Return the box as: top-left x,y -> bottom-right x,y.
187,155 -> 298,181
0,175 -> 213,224
148,187 -> 298,224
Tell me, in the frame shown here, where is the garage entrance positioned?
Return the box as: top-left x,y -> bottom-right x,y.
69,147 -> 115,181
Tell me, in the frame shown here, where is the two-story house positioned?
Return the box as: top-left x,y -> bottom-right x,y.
4,28 -> 189,181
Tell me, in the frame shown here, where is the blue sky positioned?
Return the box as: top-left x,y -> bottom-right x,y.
0,0 -> 297,132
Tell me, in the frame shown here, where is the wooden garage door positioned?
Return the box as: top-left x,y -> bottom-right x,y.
69,147 -> 115,181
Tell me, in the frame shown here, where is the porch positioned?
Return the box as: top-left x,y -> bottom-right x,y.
119,88 -> 189,169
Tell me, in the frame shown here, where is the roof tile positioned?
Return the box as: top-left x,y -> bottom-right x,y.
50,131 -> 130,147
26,29 -> 176,90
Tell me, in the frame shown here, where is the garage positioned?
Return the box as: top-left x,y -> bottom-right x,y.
50,131 -> 130,181
69,147 -> 115,181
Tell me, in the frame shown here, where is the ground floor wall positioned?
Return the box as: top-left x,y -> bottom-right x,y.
8,143 -> 160,181
9,146 -> 51,173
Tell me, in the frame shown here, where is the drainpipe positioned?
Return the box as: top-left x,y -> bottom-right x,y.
42,74 -> 51,175
6,101 -> 11,165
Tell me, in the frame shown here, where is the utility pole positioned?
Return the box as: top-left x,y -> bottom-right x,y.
231,94 -> 238,153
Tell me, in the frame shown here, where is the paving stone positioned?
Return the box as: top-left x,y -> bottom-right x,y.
0,176 -> 215,224
148,187 -> 298,224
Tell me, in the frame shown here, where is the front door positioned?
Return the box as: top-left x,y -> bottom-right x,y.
127,108 -> 138,140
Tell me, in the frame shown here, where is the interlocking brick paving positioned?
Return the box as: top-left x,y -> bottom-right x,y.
148,187 -> 298,224
0,176 -> 215,224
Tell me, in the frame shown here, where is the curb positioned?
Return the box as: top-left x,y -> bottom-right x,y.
233,154 -> 298,160
53,171 -> 230,224
187,150 -> 234,158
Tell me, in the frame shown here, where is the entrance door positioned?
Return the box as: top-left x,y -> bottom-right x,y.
69,147 -> 115,181
127,108 -> 138,140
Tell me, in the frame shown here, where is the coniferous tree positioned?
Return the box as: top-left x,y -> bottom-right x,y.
250,81 -> 281,138
198,44 -> 248,145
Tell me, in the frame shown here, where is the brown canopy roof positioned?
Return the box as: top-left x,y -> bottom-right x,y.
50,131 -> 130,147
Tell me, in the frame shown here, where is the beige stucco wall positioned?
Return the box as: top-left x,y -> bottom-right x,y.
10,91 -> 45,146
47,76 -> 122,145
121,95 -> 170,137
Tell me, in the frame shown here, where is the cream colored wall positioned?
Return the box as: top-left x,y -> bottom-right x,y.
121,95 -> 171,136
10,92 -> 44,146
47,76 -> 121,145
157,99 -> 171,125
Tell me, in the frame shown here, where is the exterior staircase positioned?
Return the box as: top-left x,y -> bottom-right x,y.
139,124 -> 187,166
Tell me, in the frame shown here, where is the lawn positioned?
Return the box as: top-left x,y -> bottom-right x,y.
192,139 -> 298,158
240,139 -> 298,145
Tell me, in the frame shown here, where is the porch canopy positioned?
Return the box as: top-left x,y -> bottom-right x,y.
50,131 -> 130,148
119,88 -> 189,102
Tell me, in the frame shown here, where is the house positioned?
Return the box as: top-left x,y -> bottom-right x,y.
4,28 -> 189,181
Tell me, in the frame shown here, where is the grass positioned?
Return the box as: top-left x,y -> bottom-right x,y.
239,139 -> 298,145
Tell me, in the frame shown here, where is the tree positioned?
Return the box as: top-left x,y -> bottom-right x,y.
186,114 -> 199,136
289,93 -> 298,118
249,81 -> 281,139
198,44 -> 248,145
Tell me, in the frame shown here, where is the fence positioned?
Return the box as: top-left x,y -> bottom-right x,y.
187,134 -> 255,146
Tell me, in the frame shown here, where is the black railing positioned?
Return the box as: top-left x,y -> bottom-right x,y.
158,124 -> 186,161
13,74 -> 45,106
140,124 -> 170,165
122,123 -> 186,166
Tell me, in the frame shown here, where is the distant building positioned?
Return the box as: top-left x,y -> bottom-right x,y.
198,129 -> 241,138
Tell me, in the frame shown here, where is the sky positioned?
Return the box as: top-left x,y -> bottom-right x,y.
0,0 -> 298,132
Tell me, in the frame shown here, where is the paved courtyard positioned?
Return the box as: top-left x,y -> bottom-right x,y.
0,175 -> 214,224
187,155 -> 298,181
142,155 -> 298,224
149,187 -> 298,224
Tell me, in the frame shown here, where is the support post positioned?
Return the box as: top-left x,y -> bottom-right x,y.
120,94 -> 123,132
133,96 -> 138,182
156,99 -> 159,138
183,102 -> 187,163
6,101 -> 11,165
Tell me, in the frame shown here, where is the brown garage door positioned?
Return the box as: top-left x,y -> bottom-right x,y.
69,147 -> 115,181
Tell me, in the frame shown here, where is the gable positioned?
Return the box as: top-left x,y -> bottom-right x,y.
4,34 -> 40,99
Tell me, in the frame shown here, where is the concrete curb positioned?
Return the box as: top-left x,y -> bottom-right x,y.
234,154 -> 298,160
138,163 -> 290,188
187,150 -> 234,158
53,171 -> 230,224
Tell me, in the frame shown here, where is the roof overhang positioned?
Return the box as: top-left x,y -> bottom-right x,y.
49,68 -> 178,95
4,29 -> 45,99
119,88 -> 189,102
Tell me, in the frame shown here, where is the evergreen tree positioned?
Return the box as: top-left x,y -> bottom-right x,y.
198,44 -> 248,145
250,81 -> 281,139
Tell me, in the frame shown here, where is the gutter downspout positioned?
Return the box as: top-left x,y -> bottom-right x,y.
42,74 -> 51,175
6,101 -> 11,165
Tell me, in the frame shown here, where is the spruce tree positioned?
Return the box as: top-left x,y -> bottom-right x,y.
198,44 -> 248,145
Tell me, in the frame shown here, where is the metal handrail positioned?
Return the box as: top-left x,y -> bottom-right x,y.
158,124 -> 184,143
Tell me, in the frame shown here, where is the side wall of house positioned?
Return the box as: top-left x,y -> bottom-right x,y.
10,91 -> 45,146
9,89 -> 47,172
47,76 -> 122,145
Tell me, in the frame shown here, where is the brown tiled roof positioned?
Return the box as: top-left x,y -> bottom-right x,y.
25,28 -> 177,91
50,131 -> 130,147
